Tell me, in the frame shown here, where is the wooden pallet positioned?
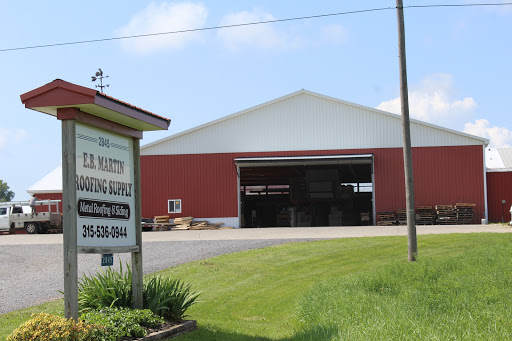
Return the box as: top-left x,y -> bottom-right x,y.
397,209 -> 407,225
152,215 -> 172,230
435,205 -> 457,225
377,211 -> 397,226
455,203 -> 475,224
416,206 -> 434,225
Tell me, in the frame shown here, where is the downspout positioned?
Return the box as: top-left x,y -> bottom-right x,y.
372,155 -> 376,225
236,164 -> 241,229
483,145 -> 489,223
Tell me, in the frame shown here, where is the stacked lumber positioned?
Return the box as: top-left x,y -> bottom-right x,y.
435,205 -> 457,225
455,203 -> 475,224
172,217 -> 233,230
377,211 -> 396,226
416,206 -> 434,225
397,209 -> 407,225
189,222 -> 227,230
173,217 -> 194,230
153,216 -> 171,230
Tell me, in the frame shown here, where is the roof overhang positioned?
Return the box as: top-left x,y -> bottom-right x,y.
486,168 -> 512,173
20,79 -> 170,132
234,154 -> 373,167
27,189 -> 63,194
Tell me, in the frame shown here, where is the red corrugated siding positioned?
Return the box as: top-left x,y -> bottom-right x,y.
141,154 -> 239,219
141,145 -> 485,222
34,193 -> 63,213
486,172 -> 512,223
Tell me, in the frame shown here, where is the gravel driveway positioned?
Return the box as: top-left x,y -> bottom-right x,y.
0,238 -> 304,314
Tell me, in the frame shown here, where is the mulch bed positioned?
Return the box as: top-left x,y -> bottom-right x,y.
122,320 -> 197,341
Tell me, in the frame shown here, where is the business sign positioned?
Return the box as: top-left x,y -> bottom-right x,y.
76,123 -> 135,247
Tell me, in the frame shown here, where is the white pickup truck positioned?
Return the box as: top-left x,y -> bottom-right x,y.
0,200 -> 62,234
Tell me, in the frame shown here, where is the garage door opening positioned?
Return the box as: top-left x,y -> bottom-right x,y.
235,154 -> 374,227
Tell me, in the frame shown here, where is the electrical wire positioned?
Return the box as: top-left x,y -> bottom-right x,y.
1,2 -> 511,53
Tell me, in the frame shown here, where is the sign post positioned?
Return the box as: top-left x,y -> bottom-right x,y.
21,80 -> 170,318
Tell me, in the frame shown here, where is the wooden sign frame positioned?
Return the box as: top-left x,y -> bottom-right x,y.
21,80 -> 170,319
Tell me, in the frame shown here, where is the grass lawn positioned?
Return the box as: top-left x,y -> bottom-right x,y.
1,233 -> 511,340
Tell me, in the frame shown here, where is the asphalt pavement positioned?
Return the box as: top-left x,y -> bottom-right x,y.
0,224 -> 509,314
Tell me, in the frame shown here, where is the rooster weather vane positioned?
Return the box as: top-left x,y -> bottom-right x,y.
91,68 -> 109,93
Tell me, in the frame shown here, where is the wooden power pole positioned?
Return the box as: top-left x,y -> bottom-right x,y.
396,0 -> 417,262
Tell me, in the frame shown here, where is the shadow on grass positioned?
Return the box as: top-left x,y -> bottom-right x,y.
181,325 -> 339,341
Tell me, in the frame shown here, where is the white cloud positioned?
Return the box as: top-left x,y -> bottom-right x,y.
116,2 -> 208,54
376,73 -> 477,129
320,24 -> 349,45
464,119 -> 512,148
0,128 -> 27,151
218,9 -> 298,50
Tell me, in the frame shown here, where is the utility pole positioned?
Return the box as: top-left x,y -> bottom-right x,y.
396,0 -> 417,261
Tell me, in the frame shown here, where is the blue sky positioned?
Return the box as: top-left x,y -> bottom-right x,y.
1,0 -> 511,200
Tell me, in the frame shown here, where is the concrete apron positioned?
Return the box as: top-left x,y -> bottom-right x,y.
0,224 -> 509,245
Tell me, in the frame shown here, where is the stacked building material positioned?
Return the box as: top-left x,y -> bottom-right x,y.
297,212 -> 312,227
377,211 -> 396,226
172,217 -> 231,230
397,209 -> 407,225
328,207 -> 343,226
455,203 -> 475,224
153,215 -> 172,230
173,216 -> 193,229
416,206 -> 434,225
435,205 -> 457,224
360,212 -> 370,225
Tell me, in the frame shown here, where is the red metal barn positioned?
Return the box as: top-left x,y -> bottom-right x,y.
485,148 -> 512,223
141,90 -> 488,227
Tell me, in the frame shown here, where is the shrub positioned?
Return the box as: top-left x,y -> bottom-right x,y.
144,276 -> 201,321
78,262 -> 132,313
6,313 -> 104,341
81,307 -> 164,341
78,263 -> 200,321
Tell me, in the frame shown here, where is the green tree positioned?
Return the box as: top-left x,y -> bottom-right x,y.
0,180 -> 14,202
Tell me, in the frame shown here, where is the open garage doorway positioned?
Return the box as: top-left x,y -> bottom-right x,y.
235,154 -> 374,227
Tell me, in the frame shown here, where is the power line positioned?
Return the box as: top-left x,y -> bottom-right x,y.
409,2 -> 512,9
1,2 -> 511,53
0,7 -> 392,53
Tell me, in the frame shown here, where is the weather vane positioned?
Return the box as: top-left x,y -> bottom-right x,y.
91,68 -> 109,93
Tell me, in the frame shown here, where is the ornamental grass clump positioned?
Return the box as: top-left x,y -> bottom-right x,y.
6,313 -> 104,341
144,275 -> 201,321
78,262 -> 200,321
78,262 -> 133,313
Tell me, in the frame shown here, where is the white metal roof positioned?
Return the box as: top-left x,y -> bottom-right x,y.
141,90 -> 489,156
27,165 -> 62,194
486,147 -> 512,171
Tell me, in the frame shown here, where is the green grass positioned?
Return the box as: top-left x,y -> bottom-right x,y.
1,233 -> 511,340
296,244 -> 512,340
